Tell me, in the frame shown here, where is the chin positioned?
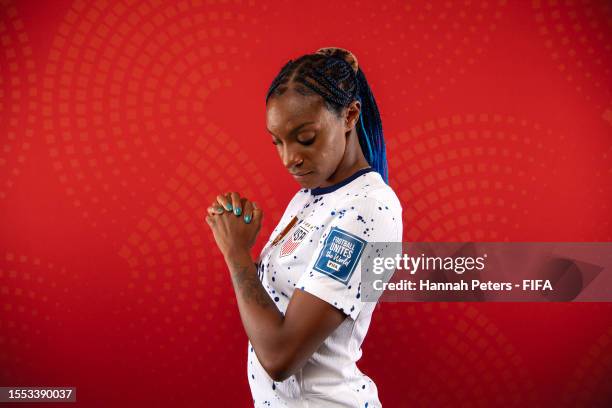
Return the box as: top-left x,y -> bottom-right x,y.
293,174 -> 320,189
296,180 -> 317,189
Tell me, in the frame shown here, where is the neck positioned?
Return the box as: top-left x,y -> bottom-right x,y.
319,129 -> 370,188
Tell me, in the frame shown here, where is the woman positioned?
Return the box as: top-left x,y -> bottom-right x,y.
205,47 -> 403,407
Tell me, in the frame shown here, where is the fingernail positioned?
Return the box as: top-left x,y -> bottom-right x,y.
226,203 -> 233,211
244,215 -> 251,224
216,207 -> 224,214
234,207 -> 242,216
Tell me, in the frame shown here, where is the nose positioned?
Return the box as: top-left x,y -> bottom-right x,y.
281,143 -> 304,171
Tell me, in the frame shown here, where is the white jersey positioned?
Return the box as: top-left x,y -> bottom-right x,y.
248,167 -> 403,408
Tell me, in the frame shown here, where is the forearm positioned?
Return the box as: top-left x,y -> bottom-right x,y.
224,249 -> 287,371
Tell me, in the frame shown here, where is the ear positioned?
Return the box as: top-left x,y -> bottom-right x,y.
344,100 -> 361,133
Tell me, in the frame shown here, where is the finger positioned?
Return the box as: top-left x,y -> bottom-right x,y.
230,192 -> 242,216
242,199 -> 253,224
252,202 -> 263,227
216,194 -> 232,212
205,215 -> 214,226
207,206 -> 224,216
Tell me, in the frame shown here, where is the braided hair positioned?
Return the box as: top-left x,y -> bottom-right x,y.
265,48 -> 389,184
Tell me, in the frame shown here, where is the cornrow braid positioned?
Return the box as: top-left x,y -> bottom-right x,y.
298,58 -> 358,107
265,59 -> 294,102
265,49 -> 389,184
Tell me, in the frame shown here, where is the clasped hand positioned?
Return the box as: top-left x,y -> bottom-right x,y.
205,192 -> 263,259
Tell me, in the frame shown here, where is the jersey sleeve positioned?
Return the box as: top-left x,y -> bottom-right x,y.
296,196 -> 401,320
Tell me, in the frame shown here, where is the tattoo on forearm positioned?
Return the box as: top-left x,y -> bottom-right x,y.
230,264 -> 275,309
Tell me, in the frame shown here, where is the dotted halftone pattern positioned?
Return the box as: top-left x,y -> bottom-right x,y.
399,0 -> 507,109
533,0 -> 612,109
388,113 -> 562,241
113,124 -> 279,379
604,107 -> 612,126
0,252 -> 70,382
561,326 -> 612,407
40,0 -> 264,233
365,303 -> 536,406
323,0 -> 509,111
30,0 -> 279,398
0,0 -> 35,200
258,0 -> 509,113
0,0 -> 611,406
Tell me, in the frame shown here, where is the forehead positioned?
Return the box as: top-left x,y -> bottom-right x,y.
266,88 -> 329,133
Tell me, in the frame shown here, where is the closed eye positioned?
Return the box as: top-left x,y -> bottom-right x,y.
299,138 -> 315,146
297,134 -> 316,146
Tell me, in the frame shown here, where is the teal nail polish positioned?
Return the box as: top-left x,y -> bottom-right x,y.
234,207 -> 242,216
226,203 -> 233,211
244,215 -> 251,224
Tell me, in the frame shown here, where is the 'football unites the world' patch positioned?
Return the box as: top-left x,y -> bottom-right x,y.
313,227 -> 366,284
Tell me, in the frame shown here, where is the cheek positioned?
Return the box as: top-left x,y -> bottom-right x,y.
318,132 -> 345,162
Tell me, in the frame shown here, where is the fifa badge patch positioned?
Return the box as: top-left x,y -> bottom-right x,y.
313,227 -> 366,284
279,221 -> 313,257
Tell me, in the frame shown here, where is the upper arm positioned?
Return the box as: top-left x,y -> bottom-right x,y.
268,288 -> 346,381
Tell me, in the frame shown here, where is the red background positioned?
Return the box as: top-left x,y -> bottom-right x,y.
1,0 -> 611,406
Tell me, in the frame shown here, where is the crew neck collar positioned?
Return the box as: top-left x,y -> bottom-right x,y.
310,167 -> 374,196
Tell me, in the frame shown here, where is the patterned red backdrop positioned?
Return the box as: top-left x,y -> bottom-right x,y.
1,0 -> 611,406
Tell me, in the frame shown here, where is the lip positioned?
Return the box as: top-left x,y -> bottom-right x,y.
292,171 -> 313,178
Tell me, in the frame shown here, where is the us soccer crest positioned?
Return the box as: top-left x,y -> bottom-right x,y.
279,221 -> 313,258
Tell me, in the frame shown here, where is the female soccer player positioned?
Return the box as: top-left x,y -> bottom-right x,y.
205,47 -> 403,407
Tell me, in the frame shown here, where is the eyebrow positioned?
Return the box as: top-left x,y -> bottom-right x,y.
266,121 -> 316,138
